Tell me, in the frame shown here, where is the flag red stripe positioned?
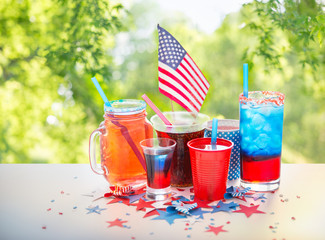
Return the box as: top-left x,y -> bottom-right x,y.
186,54 -> 210,90
159,77 -> 199,112
175,68 -> 205,102
183,56 -> 209,91
158,88 -> 193,113
158,66 -> 202,106
179,61 -> 207,97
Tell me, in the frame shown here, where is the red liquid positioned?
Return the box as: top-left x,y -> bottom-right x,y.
156,129 -> 205,187
144,153 -> 172,189
148,171 -> 171,189
241,155 -> 281,182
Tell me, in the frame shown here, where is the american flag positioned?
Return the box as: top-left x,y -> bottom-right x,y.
157,25 -> 209,114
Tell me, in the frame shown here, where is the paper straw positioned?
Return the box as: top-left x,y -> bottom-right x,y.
142,94 -> 172,126
91,77 -> 112,107
243,63 -> 248,98
211,118 -> 218,149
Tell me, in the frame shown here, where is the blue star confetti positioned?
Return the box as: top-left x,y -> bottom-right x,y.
190,208 -> 211,219
166,200 -> 197,215
152,210 -> 186,225
224,186 -> 251,199
211,201 -> 239,213
126,193 -> 146,204
86,205 -> 106,214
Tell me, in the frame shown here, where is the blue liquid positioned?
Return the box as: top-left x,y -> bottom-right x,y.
144,151 -> 173,189
240,104 -> 284,158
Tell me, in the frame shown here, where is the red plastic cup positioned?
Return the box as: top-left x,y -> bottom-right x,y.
188,138 -> 233,201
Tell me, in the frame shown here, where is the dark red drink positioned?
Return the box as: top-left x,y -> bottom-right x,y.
240,154 -> 281,182
156,129 -> 205,187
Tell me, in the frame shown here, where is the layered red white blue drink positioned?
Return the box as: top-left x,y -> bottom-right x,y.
239,91 -> 285,191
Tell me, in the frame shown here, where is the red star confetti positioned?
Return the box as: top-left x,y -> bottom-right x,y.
42,226 -> 46,230
291,217 -> 296,220
107,197 -> 130,205
47,208 -> 51,211
106,218 -> 128,228
206,225 -> 227,236
131,198 -> 155,211
233,204 -> 266,218
143,209 -> 162,218
59,212 -> 63,215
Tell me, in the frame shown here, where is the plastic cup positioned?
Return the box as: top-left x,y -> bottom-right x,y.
140,138 -> 176,201
151,111 -> 210,187
205,119 -> 240,180
188,138 -> 233,201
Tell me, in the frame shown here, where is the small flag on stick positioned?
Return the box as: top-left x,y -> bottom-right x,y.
157,25 -> 209,114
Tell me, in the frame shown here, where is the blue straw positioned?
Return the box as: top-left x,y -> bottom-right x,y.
91,77 -> 112,107
243,63 -> 248,98
211,118 -> 218,149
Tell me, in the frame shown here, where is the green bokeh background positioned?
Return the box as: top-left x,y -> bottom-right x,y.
1,0 -> 324,164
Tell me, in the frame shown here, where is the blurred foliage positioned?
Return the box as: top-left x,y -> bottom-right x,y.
0,0 -> 324,164
0,0 -> 126,163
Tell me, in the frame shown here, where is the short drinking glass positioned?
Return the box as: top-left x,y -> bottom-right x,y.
140,138 -> 176,201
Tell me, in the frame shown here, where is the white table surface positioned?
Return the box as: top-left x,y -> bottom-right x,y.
0,164 -> 324,240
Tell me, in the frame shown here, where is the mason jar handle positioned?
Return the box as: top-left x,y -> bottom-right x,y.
89,126 -> 106,175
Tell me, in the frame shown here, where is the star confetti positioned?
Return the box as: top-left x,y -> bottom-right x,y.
233,204 -> 266,218
131,198 -> 155,211
211,201 -> 239,213
246,193 -> 267,201
143,209 -> 162,218
107,197 -> 130,205
126,193 -> 146,204
106,218 -> 128,228
224,186 -> 251,199
190,208 -> 211,219
152,210 -> 186,225
173,188 -> 193,200
166,200 -> 197,215
188,199 -> 213,209
206,225 -> 227,236
86,205 -> 107,214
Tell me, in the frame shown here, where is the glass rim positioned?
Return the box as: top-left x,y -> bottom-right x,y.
206,119 -> 239,132
140,138 -> 176,149
187,137 -> 233,152
239,91 -> 285,106
150,111 -> 210,133
104,99 -> 146,115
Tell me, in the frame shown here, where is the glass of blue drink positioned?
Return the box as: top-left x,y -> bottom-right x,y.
140,138 -> 176,200
239,91 -> 285,191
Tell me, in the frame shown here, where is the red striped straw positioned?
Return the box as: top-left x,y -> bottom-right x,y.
142,94 -> 173,126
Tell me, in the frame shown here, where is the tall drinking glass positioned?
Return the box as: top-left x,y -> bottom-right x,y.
151,112 -> 209,187
239,91 -> 285,191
